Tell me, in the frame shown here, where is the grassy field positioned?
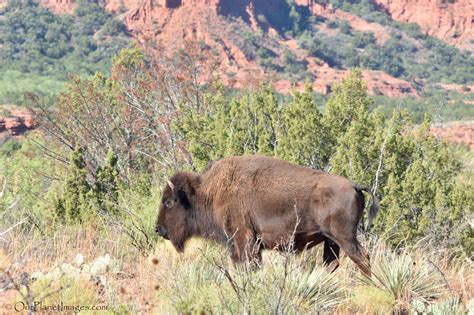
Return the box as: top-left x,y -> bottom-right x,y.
1,225 -> 472,314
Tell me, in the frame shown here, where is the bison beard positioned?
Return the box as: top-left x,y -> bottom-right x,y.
156,155 -> 379,276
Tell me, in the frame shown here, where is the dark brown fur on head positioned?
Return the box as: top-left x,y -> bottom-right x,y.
156,172 -> 200,252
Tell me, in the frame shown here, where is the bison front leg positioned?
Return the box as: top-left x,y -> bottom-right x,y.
229,229 -> 262,268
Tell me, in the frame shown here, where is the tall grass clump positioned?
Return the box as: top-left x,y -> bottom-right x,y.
154,241 -> 230,313
161,259 -> 226,313
220,254 -> 345,313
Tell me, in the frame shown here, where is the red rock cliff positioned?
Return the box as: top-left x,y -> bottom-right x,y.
373,0 -> 474,52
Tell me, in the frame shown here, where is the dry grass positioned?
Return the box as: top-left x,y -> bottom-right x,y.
1,226 -> 472,314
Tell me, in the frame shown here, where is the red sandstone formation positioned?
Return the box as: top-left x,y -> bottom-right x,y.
438,83 -> 474,94
373,0 -> 474,52
30,0 -> 474,48
41,0 -> 473,50
111,0 -> 420,97
0,108 -> 37,138
430,122 -> 474,150
273,68 -> 417,97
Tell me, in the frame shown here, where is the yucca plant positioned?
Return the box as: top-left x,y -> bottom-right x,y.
352,246 -> 448,313
288,263 -> 346,312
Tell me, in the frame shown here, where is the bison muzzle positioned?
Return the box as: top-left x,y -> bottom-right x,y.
156,155 -> 379,276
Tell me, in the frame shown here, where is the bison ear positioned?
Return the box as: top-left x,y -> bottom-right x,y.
176,189 -> 192,210
173,172 -> 200,211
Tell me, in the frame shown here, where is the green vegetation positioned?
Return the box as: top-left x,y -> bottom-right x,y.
372,90 -> 474,123
53,146 -> 121,223
0,70 -> 65,105
0,0 -> 129,105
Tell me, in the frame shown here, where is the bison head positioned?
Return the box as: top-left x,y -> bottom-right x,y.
156,172 -> 200,252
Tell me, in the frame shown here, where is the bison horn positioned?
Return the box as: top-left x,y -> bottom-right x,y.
167,180 -> 175,191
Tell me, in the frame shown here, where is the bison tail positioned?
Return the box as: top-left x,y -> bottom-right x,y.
355,185 -> 380,228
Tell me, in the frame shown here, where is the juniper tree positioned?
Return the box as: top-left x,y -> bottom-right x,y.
176,85 -> 230,170
326,70 -> 382,186
55,145 -> 92,223
323,69 -> 374,156
94,149 -> 122,215
376,116 -> 471,253
329,106 -> 382,185
277,85 -> 329,169
322,72 -> 471,254
177,84 -> 282,170
231,85 -> 281,156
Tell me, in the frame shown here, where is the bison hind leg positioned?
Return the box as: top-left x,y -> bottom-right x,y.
336,237 -> 371,277
323,238 -> 340,272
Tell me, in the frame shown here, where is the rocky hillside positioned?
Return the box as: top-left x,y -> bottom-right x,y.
374,0 -> 473,51
39,0 -> 474,52
0,0 -> 474,103
22,0 -> 472,98
430,121 -> 474,150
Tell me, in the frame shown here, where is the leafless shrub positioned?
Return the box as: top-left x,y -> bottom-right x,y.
35,40 -> 221,185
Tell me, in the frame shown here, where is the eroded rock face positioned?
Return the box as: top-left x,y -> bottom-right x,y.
0,108 -> 37,138
373,0 -> 474,52
34,0 -> 474,51
30,0 -> 470,97
430,122 -> 474,150
108,0 -> 421,97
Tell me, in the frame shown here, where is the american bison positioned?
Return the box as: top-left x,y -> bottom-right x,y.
156,155 -> 379,276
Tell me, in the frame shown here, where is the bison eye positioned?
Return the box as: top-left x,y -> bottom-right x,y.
164,199 -> 174,209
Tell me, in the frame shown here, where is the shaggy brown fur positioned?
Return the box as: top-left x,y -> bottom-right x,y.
156,155 -> 379,276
